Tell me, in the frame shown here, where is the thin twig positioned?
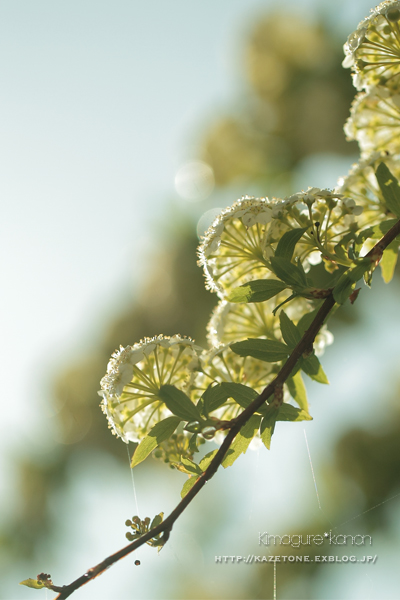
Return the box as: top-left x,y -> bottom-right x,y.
42,218 -> 400,599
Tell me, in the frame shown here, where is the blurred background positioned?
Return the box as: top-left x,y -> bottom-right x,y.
1,0 -> 400,598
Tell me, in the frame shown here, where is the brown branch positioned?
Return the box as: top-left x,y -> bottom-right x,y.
40,218 -> 400,600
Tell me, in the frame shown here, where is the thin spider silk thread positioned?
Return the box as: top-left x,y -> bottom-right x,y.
303,429 -> 322,510
333,491 -> 400,531
126,444 -> 140,517
303,429 -> 334,530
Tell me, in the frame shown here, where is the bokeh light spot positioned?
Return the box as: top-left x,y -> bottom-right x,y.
196,208 -> 224,239
175,160 -> 214,202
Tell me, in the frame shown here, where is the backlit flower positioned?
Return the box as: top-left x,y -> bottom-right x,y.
198,191 -> 362,296
197,196 -> 279,297
194,343 -> 277,408
207,298 -> 333,357
343,1 -> 400,92
345,88 -> 400,156
337,151 -> 400,224
99,335 -> 202,443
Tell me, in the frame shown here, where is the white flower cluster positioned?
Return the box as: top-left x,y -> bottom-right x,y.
343,1 -> 400,91
198,190 -> 363,297
99,335 -> 201,443
338,151 -> 400,225
344,2 -> 400,159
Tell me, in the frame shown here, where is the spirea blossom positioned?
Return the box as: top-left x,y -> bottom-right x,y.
198,192 -> 363,297
207,298 -> 333,357
99,335 -> 201,443
343,1 -> 400,92
345,88 -> 400,156
194,344 -> 277,403
338,151 -> 400,224
197,196 -> 279,297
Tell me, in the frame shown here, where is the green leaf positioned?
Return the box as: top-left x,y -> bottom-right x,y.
276,404 -> 312,422
19,579 -> 45,590
356,227 -> 375,244
380,244 -> 398,283
333,242 -> 350,264
130,416 -> 181,468
222,415 -> 262,468
348,261 -> 371,283
180,456 -> 203,476
301,354 -> 329,384
260,409 -> 279,450
374,218 -> 400,236
150,512 -> 164,529
231,338 -> 289,362
227,279 -> 287,303
279,311 -> 302,349
297,307 -> 320,336
333,273 -> 354,304
199,449 -> 218,471
333,261 -> 370,304
181,476 -> 198,498
375,162 -> 400,218
159,385 -> 202,422
202,384 -> 230,415
188,433 -> 200,455
219,382 -> 258,408
270,256 -> 308,289
275,227 -> 308,260
286,371 -> 309,412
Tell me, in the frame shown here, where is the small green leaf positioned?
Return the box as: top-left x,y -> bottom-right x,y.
188,433 -> 200,455
375,162 -> 400,218
333,261 -> 370,304
159,385 -> 202,422
348,261 -> 371,283
180,456 -> 203,476
333,274 -> 354,304
374,218 -> 400,236
275,227 -> 308,260
276,404 -> 312,422
219,382 -> 258,408
150,512 -> 164,529
270,256 -> 308,289
297,307 -> 320,335
260,409 -> 279,450
19,579 -> 45,590
202,384 -> 230,415
231,338 -> 289,362
199,449 -> 218,471
222,415 -> 262,468
130,416 -> 181,468
279,311 -> 302,349
181,476 -> 198,498
356,227 -> 375,243
227,279 -> 287,303
301,354 -> 329,384
286,371 -> 308,412
380,243 -> 398,283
